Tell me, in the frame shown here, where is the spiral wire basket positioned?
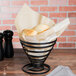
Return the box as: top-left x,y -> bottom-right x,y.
20,39 -> 57,74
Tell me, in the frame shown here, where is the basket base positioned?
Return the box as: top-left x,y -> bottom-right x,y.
22,63 -> 50,74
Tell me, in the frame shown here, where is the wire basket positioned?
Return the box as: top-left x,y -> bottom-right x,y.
20,39 -> 57,74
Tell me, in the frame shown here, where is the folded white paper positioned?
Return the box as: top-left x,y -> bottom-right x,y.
15,4 -> 70,43
46,66 -> 76,76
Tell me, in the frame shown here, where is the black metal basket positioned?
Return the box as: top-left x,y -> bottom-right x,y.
20,39 -> 57,74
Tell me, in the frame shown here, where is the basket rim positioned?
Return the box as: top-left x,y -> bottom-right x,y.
20,39 -> 57,45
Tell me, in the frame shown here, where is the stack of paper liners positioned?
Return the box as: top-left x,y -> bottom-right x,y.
15,4 -> 70,58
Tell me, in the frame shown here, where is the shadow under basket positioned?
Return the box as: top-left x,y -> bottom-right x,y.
20,39 -> 57,74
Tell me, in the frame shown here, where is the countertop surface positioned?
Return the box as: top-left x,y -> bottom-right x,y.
0,49 -> 76,76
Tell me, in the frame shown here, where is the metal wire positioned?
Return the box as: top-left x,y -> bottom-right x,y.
20,39 -> 57,74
